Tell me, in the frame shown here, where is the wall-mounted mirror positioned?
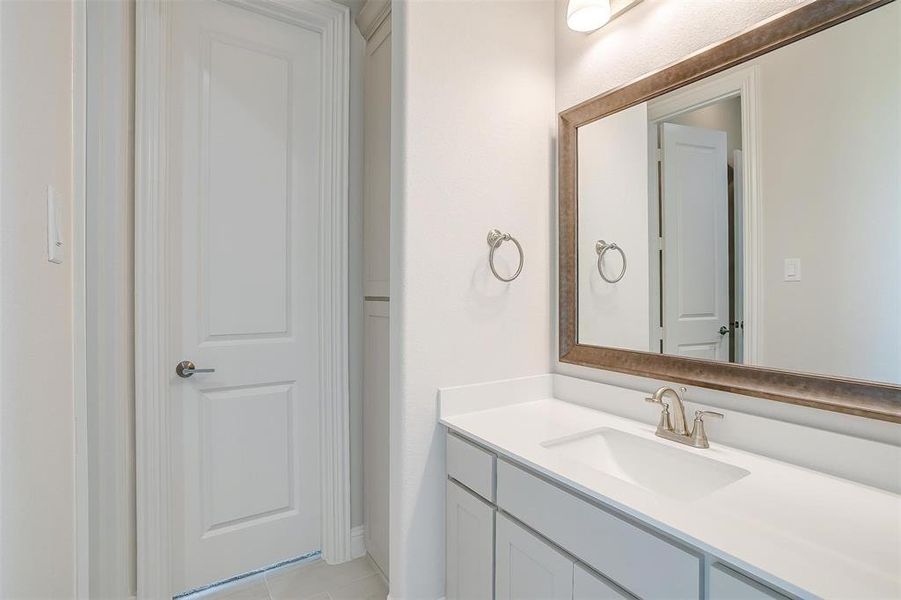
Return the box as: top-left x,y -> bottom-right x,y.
560,0 -> 900,421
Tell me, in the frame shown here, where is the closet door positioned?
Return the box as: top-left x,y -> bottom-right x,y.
360,1 -> 391,578
362,300 -> 389,574
495,513 -> 574,600
363,13 -> 391,298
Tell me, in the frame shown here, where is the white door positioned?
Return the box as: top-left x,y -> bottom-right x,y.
446,480 -> 495,600
661,122 -> 730,361
495,513 -> 574,600
169,0 -> 322,592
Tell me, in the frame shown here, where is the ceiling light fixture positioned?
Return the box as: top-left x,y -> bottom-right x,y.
566,0 -> 612,33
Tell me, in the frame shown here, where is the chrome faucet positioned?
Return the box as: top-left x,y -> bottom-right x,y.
645,386 -> 723,448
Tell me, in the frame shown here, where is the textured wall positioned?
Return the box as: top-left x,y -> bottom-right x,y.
390,1 -> 555,597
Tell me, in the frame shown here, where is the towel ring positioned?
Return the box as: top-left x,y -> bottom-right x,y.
487,229 -> 524,282
596,240 -> 626,283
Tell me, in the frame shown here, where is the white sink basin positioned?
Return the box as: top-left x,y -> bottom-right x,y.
541,427 -> 749,501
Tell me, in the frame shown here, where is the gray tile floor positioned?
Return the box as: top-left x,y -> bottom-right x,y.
184,556 -> 387,600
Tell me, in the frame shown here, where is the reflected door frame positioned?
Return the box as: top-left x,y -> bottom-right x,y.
134,1 -> 351,597
646,64 -> 762,366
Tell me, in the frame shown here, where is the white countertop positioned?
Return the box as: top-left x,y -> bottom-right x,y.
440,385 -> 901,599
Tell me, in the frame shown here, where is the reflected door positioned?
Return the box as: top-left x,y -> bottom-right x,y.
168,0 -> 322,592
661,123 -> 729,361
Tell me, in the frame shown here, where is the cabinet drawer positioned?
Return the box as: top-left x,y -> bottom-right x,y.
496,513 -> 573,600
574,564 -> 634,600
710,564 -> 789,599
497,460 -> 701,599
447,432 -> 495,502
446,480 -> 495,600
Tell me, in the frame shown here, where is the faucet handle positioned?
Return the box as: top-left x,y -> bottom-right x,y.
695,410 -> 724,420
690,410 -> 723,448
645,396 -> 673,432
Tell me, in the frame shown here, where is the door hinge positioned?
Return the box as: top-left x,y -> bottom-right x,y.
655,148 -> 663,162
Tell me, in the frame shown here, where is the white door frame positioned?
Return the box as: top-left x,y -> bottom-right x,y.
647,64 -> 762,365
135,1 -> 351,597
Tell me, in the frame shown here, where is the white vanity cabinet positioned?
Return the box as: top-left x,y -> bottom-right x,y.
445,431 -> 795,600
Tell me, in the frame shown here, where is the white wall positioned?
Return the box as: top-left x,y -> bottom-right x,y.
0,0 -> 77,597
577,103 -> 649,349
554,0 -> 899,445
390,1 -> 555,597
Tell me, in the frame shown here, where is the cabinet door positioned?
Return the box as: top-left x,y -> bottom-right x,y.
496,513 -> 574,600
573,564 -> 633,600
447,480 -> 495,600
709,564 -> 789,600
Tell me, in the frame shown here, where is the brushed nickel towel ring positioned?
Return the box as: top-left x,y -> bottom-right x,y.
487,229 -> 524,282
596,240 -> 626,283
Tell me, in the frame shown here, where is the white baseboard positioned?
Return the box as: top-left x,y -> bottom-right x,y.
351,525 -> 366,559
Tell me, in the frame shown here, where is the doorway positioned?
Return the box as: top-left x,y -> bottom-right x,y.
134,1 -> 351,596
647,65 -> 759,366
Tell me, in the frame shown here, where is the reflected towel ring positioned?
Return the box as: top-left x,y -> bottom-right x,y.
487,229 -> 524,282
596,240 -> 626,283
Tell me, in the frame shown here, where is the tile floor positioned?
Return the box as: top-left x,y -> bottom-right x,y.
185,556 -> 387,600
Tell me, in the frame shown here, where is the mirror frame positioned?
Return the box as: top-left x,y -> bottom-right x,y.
559,0 -> 901,423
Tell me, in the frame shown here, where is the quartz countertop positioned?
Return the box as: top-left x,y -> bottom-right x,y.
440,389 -> 901,599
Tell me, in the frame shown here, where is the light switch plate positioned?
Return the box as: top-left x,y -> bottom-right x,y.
783,258 -> 801,282
47,185 -> 63,264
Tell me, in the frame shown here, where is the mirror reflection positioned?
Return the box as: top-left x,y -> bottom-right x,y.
576,2 -> 900,385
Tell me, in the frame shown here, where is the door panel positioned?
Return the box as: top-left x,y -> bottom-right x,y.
495,513 -> 574,600
170,0 -> 322,592
661,122 -> 729,361
201,384 -> 293,529
204,38 -> 291,338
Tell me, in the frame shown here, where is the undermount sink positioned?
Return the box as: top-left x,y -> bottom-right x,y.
541,427 -> 749,501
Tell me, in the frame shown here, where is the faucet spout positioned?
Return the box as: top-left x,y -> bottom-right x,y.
649,386 -> 689,435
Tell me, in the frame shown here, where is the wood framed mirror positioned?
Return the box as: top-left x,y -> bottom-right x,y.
559,0 -> 901,423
